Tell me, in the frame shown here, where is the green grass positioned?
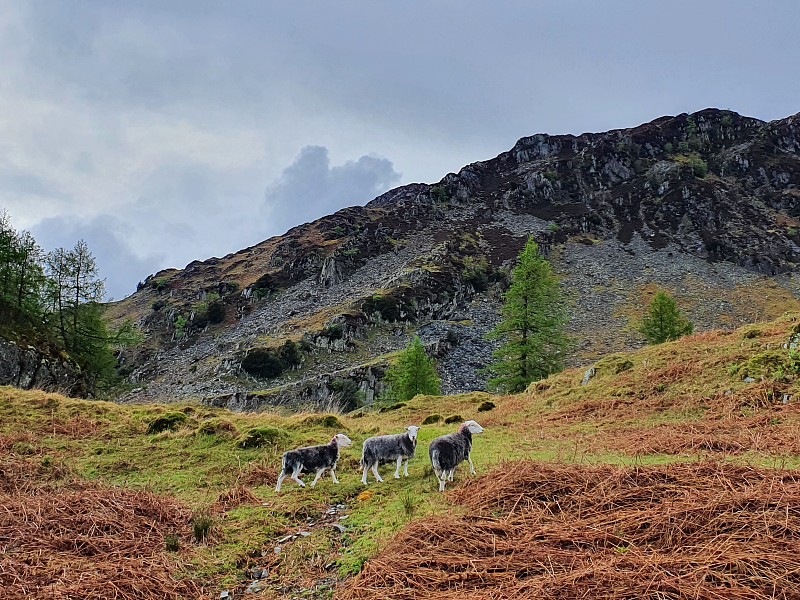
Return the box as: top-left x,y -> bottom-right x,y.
7,313 -> 800,592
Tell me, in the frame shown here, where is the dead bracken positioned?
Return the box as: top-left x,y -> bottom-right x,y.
339,460 -> 800,600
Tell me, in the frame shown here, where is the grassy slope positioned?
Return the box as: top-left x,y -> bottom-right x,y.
4,312 -> 800,597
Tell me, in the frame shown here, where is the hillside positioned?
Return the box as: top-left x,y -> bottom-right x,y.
105,108 -> 800,410
4,314 -> 800,598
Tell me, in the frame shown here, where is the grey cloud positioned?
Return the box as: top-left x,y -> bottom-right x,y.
0,164 -> 71,201
31,215 -> 164,301
263,146 -> 401,234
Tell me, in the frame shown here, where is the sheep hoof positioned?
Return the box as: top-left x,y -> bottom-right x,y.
394,474 -> 400,479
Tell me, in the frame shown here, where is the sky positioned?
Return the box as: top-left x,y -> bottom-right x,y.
1,1 -> 799,300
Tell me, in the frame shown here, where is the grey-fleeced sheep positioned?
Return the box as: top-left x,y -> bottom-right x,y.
275,433 -> 353,492
429,420 -> 484,492
360,426 -> 420,485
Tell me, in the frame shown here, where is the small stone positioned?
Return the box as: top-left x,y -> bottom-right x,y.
744,376 -> 756,383
299,531 -> 311,537
581,367 -> 596,386
274,546 -> 282,554
331,523 -> 346,533
246,580 -> 268,594
220,592 -> 233,600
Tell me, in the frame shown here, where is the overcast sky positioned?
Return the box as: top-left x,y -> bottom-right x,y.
1,1 -> 798,300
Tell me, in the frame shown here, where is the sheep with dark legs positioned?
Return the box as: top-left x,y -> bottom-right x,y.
275,433 -> 353,492
429,420 -> 484,492
360,426 -> 420,485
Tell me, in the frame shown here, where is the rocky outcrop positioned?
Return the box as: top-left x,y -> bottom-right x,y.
0,338 -> 84,396
203,363 -> 388,413
107,109 -> 800,410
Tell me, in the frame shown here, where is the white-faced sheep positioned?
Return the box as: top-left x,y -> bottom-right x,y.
428,420 -> 484,492
275,433 -> 353,492
360,425 -> 420,485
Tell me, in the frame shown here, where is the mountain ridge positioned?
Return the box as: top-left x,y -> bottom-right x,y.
106,108 -> 800,408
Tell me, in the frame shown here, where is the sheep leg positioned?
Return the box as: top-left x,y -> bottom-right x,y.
467,453 -> 477,476
330,469 -> 339,484
275,472 -> 287,492
291,465 -> 306,488
448,469 -> 454,482
310,468 -> 325,487
371,463 -> 384,483
394,456 -> 402,479
438,475 -> 446,492
402,458 -> 410,477
361,465 -> 370,485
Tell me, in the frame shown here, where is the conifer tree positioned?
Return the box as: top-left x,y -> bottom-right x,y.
639,290 -> 693,344
384,336 -> 442,401
487,237 -> 570,393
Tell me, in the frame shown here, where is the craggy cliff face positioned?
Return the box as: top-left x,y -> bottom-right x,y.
107,109 -> 800,410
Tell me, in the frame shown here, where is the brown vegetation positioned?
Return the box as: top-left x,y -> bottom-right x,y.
0,456 -> 208,600
340,461 -> 800,600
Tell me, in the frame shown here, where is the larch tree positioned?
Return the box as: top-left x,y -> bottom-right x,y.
487,237 -> 570,393
384,336 -> 442,402
638,290 -> 694,344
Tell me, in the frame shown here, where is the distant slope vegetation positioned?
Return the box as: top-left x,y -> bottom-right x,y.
5,314 -> 800,598
107,108 -> 800,409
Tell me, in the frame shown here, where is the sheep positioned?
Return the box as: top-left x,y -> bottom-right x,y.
429,420 -> 484,492
360,426 -> 420,485
275,433 -> 353,492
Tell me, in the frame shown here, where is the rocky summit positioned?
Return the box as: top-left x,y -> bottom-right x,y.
106,108 -> 800,410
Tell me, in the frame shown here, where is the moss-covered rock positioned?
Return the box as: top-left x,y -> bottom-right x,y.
146,412 -> 188,434
196,418 -> 238,437
235,426 -> 289,449
300,414 -> 345,429
422,414 -> 442,425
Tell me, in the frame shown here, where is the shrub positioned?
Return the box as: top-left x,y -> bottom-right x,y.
251,272 -> 278,298
362,294 -> 400,321
477,401 -> 496,412
207,301 -> 226,324
379,402 -> 407,413
152,279 -> 169,292
235,426 -> 289,449
688,155 -> 708,177
146,412 -> 188,434
462,256 -> 489,291
192,513 -> 213,543
422,414 -> 442,425
321,323 -> 344,340
240,341 -> 302,379
174,315 -> 188,340
444,414 -> 463,424
165,534 -> 180,552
